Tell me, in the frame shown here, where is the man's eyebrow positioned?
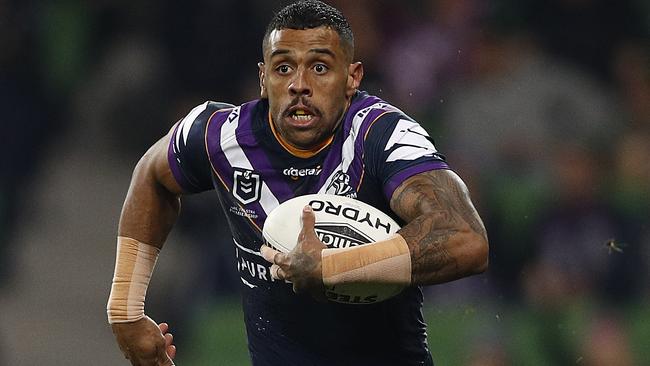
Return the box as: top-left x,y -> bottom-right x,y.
269,48 -> 336,59
309,48 -> 336,58
270,49 -> 291,58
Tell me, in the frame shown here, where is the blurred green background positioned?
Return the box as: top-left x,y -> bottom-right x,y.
0,0 -> 648,365
177,300 -> 650,365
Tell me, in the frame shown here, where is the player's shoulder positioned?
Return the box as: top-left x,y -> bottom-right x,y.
207,101 -> 237,114
346,92 -> 415,142
200,98 -> 268,127
180,101 -> 236,125
349,92 -> 408,127
348,91 -> 405,117
173,101 -> 237,141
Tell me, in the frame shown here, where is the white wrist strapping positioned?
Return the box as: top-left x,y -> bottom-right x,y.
107,236 -> 159,324
321,234 -> 412,286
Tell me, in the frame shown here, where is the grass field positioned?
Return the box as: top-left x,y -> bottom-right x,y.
176,297 -> 650,365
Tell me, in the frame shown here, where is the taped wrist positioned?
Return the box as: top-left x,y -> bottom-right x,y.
107,236 -> 160,324
321,234 -> 412,286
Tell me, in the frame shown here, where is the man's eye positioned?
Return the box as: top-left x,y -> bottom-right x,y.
277,65 -> 291,74
313,64 -> 328,74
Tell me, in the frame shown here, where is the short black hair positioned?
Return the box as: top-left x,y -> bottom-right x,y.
262,0 -> 354,58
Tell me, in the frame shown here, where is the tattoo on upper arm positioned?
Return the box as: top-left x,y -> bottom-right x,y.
391,170 -> 487,282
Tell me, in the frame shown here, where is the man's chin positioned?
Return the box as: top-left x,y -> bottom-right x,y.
284,132 -> 329,151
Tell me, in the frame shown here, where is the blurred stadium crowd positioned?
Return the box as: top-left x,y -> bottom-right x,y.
0,0 -> 648,365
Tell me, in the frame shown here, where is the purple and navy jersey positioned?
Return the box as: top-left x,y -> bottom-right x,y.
169,91 -> 448,365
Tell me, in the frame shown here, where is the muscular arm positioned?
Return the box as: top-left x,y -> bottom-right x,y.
261,168 -> 488,294
110,127 -> 183,365
390,169 -> 488,285
119,128 -> 183,247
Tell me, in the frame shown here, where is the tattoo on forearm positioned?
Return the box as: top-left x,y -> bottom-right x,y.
399,214 -> 458,280
392,170 -> 487,283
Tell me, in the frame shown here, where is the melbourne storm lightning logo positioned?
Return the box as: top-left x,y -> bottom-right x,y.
326,171 -> 356,198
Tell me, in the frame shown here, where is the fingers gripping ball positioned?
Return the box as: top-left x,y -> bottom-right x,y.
263,194 -> 406,304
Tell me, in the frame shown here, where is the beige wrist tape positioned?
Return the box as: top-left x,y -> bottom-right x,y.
321,234 -> 412,286
107,236 -> 160,324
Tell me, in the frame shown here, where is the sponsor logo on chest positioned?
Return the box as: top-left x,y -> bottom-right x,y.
282,165 -> 322,180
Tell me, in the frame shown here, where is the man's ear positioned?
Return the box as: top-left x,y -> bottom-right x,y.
258,62 -> 267,98
346,62 -> 364,98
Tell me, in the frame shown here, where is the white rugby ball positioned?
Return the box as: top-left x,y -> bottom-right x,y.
263,194 -> 405,304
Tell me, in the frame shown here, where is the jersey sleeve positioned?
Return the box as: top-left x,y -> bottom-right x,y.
167,101 -> 234,193
364,113 -> 449,201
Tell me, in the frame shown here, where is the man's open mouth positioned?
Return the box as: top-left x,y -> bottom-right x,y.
290,109 -> 314,121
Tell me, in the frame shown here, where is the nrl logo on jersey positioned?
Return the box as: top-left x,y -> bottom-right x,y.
283,165 -> 322,179
233,168 -> 262,204
326,171 -> 357,198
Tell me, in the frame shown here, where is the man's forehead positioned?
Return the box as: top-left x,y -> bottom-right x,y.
265,27 -> 343,56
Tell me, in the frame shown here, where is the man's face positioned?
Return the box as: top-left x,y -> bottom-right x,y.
259,26 -> 363,150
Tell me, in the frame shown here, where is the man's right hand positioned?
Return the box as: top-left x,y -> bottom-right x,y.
261,205 -> 326,299
111,316 -> 176,365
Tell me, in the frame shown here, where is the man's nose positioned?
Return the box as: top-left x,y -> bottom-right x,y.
289,69 -> 312,97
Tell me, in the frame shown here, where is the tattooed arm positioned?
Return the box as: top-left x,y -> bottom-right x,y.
390,169 -> 488,285
261,168 -> 488,292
